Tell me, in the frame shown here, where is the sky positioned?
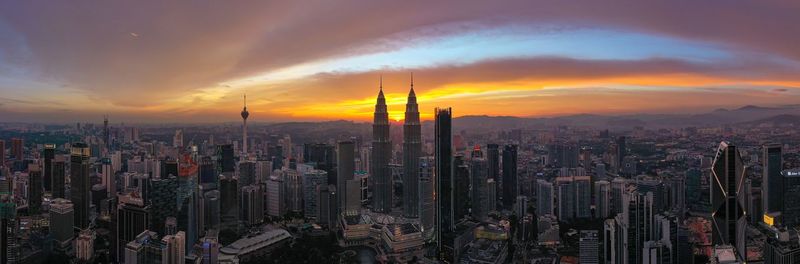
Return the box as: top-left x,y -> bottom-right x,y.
1,1 -> 800,123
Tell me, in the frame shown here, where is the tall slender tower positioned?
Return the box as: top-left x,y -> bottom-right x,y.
434,107 -> 453,262
710,141 -> 746,260
241,93 -> 250,156
71,142 -> 91,229
372,78 -> 392,213
403,74 -> 422,218
762,143 -> 782,214
103,115 -> 109,149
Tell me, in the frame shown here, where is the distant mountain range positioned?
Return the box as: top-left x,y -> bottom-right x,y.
442,105 -> 800,131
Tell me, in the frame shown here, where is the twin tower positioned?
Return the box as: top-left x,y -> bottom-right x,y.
371,75 -> 422,218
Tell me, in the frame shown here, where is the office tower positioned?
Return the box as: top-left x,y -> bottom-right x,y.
70,142 -> 91,229
580,230 -> 600,264
763,143 -> 783,215
43,144 -> 54,192
454,156 -> 470,221
117,193 -> 149,262
241,93 -> 249,155
238,161 -> 256,187
419,156 -> 435,240
616,136 -> 626,171
557,176 -> 576,222
781,169 -> 800,227
303,169 -> 327,219
198,156 -> 216,188
470,146 -> 488,221
763,229 -> 800,264
76,229 -> 95,262
240,185 -> 263,226
27,164 -> 42,214
616,191 -> 653,264
0,140 -> 4,167
102,157 -> 115,196
487,179 -> 497,213
265,175 -> 285,217
580,148 -> 592,170
637,178 -> 666,213
124,230 -> 160,264
403,79 -> 422,218
603,219 -> 617,264
10,138 -> 22,161
202,190 -> 220,231
49,198 -> 74,248
103,115 -> 109,148
161,158 -> 178,179
610,177 -> 626,217
216,144 -> 235,174
710,141 -> 746,259
162,231 -> 186,264
0,192 -> 15,264
642,240 -> 669,264
502,144 -> 518,208
218,176 -> 238,232
316,184 -> 337,226
536,179 -> 554,216
371,81 -> 392,213
669,176 -> 686,213
595,180 -> 611,219
435,107 -> 454,261
285,170 -> 303,213
337,141 -> 357,214
149,176 -> 178,235
515,196 -> 528,216
487,144 -> 500,197
575,176 -> 591,219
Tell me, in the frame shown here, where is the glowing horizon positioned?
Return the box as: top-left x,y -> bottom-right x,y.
1,1 -> 799,123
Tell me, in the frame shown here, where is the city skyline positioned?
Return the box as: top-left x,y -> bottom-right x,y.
2,1 -> 800,122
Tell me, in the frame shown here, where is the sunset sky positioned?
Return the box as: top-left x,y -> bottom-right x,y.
1,1 -> 799,123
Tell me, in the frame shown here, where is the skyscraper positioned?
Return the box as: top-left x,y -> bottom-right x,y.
303,169 -> 327,219
241,93 -> 249,155
595,180 -> 611,219
103,115 -> 109,149
71,142 -> 91,229
43,144 -> 55,192
579,230 -> 600,264
419,156 -> 435,240
486,144 -> 500,201
403,76 -> 422,218
117,193 -> 149,263
27,164 -> 42,215
52,156 -> 66,199
453,156 -> 470,221
435,107 -> 453,261
371,79 -> 392,213
616,136 -> 626,172
763,143 -> 783,215
49,198 -> 74,249
536,179 -> 554,217
10,138 -> 22,161
502,144 -> 518,208
710,141 -> 746,260
337,141 -> 356,214
0,140 -> 5,167
470,146 -> 488,221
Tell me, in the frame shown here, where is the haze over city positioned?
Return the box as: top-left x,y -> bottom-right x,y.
2,1 -> 800,122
